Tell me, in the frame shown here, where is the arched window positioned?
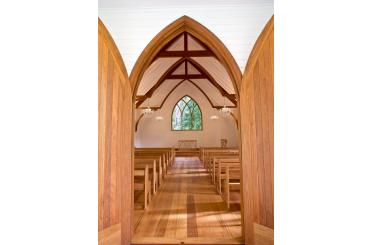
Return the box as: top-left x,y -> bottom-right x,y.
172,95 -> 202,130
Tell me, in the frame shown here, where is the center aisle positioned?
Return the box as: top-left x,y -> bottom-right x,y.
133,157 -> 242,244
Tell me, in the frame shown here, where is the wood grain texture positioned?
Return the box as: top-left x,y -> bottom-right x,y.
133,157 -> 242,244
253,223 -> 273,245
99,18 -> 132,245
239,16 -> 274,245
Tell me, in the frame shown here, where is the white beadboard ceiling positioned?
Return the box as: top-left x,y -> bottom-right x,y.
98,0 -> 273,74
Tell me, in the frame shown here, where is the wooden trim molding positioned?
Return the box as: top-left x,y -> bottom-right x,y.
135,113 -> 145,132
130,16 -> 242,98
228,111 -> 239,129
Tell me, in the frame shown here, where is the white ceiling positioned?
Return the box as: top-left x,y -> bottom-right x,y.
99,0 -> 273,74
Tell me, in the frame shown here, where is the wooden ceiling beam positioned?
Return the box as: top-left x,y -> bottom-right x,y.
136,57 -> 237,108
138,79 -> 237,111
166,74 -> 207,79
157,50 -> 215,57
135,58 -> 186,108
213,105 -> 236,109
187,57 -> 237,105
137,106 -> 161,110
151,32 -> 216,63
137,31 -> 237,107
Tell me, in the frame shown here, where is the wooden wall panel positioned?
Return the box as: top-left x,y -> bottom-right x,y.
99,19 -> 132,245
240,16 -> 274,245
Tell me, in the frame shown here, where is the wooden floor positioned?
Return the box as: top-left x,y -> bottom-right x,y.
133,157 -> 242,244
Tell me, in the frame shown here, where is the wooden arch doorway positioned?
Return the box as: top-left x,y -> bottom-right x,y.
98,15 -> 274,245
130,15 -> 243,243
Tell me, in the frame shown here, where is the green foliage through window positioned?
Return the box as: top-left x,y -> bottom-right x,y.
172,96 -> 202,130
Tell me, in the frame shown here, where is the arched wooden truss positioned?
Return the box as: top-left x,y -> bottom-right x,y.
130,16 -> 242,98
135,32 -> 238,108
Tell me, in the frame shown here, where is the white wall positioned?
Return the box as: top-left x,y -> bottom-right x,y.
135,81 -> 238,148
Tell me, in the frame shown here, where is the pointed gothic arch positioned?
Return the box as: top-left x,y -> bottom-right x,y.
129,15 -> 242,98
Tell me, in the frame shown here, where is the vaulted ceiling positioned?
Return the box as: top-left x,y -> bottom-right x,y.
99,0 -> 273,109
135,32 -> 237,109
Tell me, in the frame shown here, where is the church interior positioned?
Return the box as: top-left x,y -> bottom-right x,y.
98,1 -> 273,244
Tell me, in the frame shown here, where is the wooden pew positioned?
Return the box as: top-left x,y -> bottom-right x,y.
134,159 -> 157,194
215,158 -> 240,194
135,155 -> 163,187
134,165 -> 151,210
203,148 -> 239,170
201,147 -> 239,167
203,150 -> 239,179
211,154 -> 239,184
223,164 -> 241,209
135,148 -> 175,169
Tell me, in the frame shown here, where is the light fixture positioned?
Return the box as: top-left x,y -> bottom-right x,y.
155,116 -> 164,121
219,97 -> 231,117
210,115 -> 219,120
142,98 -> 154,117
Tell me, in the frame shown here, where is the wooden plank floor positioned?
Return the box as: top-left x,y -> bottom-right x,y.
133,157 -> 242,244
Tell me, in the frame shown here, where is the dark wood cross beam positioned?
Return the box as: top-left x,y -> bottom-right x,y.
166,74 -> 207,79
187,57 -> 237,105
151,32 -> 216,63
136,32 -> 236,108
213,105 -> 236,109
135,58 -> 187,108
157,50 -> 214,58
136,57 -> 237,108
138,79 -> 235,112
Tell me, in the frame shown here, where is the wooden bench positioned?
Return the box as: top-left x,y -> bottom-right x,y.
134,165 -> 151,210
135,148 -> 175,169
202,148 -> 239,169
135,155 -> 164,187
215,158 -> 240,194
203,150 -> 239,178
134,159 -> 157,194
223,163 -> 241,209
211,154 -> 239,184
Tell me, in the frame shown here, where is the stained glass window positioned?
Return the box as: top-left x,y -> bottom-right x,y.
172,96 -> 202,130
